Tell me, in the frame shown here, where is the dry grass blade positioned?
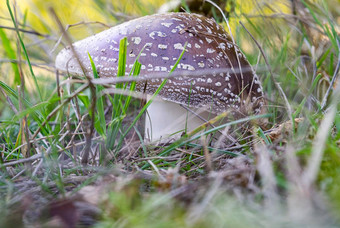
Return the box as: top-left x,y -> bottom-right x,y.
50,8 -> 97,164
31,83 -> 89,139
201,135 -> 213,172
0,87 -> 18,114
255,143 -> 279,208
320,38 -> 340,110
239,21 -> 293,124
302,94 -> 338,188
187,175 -> 223,223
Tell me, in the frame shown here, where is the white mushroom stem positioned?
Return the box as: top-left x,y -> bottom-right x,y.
144,95 -> 218,142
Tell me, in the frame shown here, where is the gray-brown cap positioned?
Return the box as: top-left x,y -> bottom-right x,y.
56,12 -> 264,114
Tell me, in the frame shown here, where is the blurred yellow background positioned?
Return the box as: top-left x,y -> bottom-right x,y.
1,0 -> 167,39
1,0 -> 292,39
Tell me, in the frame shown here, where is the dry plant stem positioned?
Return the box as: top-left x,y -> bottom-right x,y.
14,3 -> 32,158
18,86 -> 30,158
65,78 -> 83,122
50,8 -> 97,164
3,153 -> 43,167
26,37 -> 58,49
14,2 -> 26,102
49,12 -> 96,87
56,70 -> 61,103
136,155 -> 183,161
32,127 -> 70,176
82,130 -> 94,164
4,133 -> 61,161
65,115 -> 88,159
103,87 -> 167,103
205,0 -> 236,56
0,87 -> 18,114
285,144 -> 303,188
320,38 -> 340,110
206,0 -> 250,100
239,21 -> 293,123
51,21 -> 110,53
186,111 -> 229,137
32,158 -> 43,177
121,132 -> 143,161
83,89 -> 96,164
201,135 -> 213,172
91,143 -> 100,164
179,104 -> 240,146
31,83 -> 89,139
148,160 -> 166,181
286,144 -> 314,221
286,64 -> 319,107
110,11 -> 136,20
0,59 -> 54,72
60,66 -> 260,87
11,167 -> 26,180
183,156 -> 206,171
175,148 -> 203,158
255,143 -> 279,208
0,144 -> 3,164
65,104 -> 71,153
0,25 -> 49,37
214,125 -> 230,151
187,174 -> 223,223
244,13 -> 324,33
287,163 -> 312,220
1,136 -> 101,167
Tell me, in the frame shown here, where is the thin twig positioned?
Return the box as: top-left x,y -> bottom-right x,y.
31,83 -> 89,139
58,65 -> 266,89
0,87 -> 18,114
50,8 -> 97,165
201,135 -> 213,172
32,130 -> 70,176
239,21 -> 293,124
51,21 -> 110,54
255,143 -> 280,208
0,25 -> 50,37
321,37 -> 340,110
1,136 -> 101,167
179,104 -> 240,146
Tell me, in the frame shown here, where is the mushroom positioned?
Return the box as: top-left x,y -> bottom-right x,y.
55,12 -> 264,142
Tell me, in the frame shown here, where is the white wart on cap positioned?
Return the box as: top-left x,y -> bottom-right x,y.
56,12 -> 265,141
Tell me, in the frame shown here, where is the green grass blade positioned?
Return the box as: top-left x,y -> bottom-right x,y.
0,29 -> 20,85
0,80 -> 54,135
88,53 -> 106,137
0,81 -> 43,120
106,37 -> 128,150
122,61 -> 141,114
293,73 -> 322,117
6,0 -> 42,101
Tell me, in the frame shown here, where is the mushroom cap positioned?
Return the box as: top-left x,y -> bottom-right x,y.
56,12 -> 264,114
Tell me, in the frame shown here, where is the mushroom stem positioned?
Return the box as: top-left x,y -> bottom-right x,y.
144,95 -> 219,142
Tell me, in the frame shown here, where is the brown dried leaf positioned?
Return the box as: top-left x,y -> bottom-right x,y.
267,118 -> 304,142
